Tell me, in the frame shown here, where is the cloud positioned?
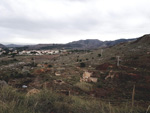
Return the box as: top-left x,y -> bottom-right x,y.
0,0 -> 150,44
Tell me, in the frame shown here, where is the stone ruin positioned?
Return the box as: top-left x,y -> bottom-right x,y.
80,71 -> 98,83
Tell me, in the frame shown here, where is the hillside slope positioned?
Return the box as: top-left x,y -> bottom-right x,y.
0,44 -> 6,48
51,34 -> 150,101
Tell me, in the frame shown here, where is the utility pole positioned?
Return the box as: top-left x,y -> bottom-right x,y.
116,56 -> 120,66
31,57 -> 35,66
33,57 -> 35,66
101,49 -> 103,57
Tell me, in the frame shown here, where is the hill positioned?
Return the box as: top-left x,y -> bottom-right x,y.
67,38 -> 136,49
104,38 -> 136,46
22,38 -> 136,50
0,44 -> 6,49
5,44 -> 26,48
28,44 -> 54,50
50,34 -> 150,101
67,39 -> 105,49
133,34 -> 150,44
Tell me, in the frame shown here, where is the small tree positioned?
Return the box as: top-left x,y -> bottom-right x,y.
98,54 -> 101,57
11,53 -> 16,58
80,62 -> 86,67
48,64 -> 52,68
79,59 -> 82,62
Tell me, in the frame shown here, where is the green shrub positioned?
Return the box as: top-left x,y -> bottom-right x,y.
110,57 -> 116,60
74,82 -> 93,92
98,54 -> 101,57
79,59 -> 82,62
96,78 -> 105,88
80,62 -> 86,67
48,64 -> 52,67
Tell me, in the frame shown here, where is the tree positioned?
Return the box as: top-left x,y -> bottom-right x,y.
80,62 -> 86,67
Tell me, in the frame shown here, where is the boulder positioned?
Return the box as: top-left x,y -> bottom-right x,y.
26,89 -> 40,96
83,71 -> 92,79
54,80 -> 65,85
55,72 -> 61,76
88,77 -> 98,83
22,85 -> 28,88
0,80 -> 8,87
80,71 -> 98,83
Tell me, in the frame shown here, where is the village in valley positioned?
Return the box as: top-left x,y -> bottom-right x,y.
0,47 -> 67,56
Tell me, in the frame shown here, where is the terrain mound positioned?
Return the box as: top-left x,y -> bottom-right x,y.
134,34 -> 150,44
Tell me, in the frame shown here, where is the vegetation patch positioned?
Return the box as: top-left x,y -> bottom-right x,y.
74,82 -> 93,92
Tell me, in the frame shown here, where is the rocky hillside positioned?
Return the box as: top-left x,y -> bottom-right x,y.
104,38 -> 136,46
133,34 -> 150,44
67,39 -> 105,49
67,38 -> 136,49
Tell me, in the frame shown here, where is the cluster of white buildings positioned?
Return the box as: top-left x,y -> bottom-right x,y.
18,50 -> 61,55
0,48 -> 6,55
0,48 -> 67,56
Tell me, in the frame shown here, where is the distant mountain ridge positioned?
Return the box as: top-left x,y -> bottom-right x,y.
5,44 -> 26,48
67,39 -> 104,49
2,37 -> 139,50
24,38 -> 137,50
0,44 -> 6,49
104,38 -> 136,47
67,38 -> 136,49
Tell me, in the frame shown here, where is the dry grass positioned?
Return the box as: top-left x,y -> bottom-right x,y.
0,85 -> 147,113
74,82 -> 93,92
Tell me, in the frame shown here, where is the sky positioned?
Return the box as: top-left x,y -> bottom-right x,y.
0,0 -> 150,44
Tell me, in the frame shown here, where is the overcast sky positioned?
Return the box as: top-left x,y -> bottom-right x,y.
0,0 -> 150,44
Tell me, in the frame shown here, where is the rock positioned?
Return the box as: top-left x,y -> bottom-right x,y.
55,72 -> 61,76
83,71 -> 92,79
22,85 -> 28,88
54,80 -> 65,85
105,70 -> 115,80
26,89 -> 40,96
80,71 -> 98,83
33,68 -> 45,74
18,62 -> 26,65
37,64 -> 43,67
0,80 -> 8,87
88,77 -> 98,83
